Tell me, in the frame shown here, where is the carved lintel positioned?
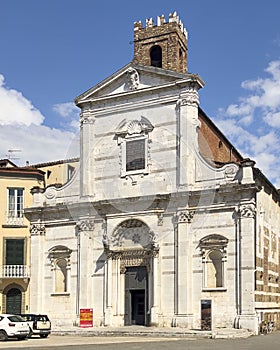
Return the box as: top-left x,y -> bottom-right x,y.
105,248 -> 157,267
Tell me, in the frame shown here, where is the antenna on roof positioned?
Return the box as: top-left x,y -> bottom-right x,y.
7,149 -> 22,161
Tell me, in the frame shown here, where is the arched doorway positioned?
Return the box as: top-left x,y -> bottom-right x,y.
6,288 -> 22,314
103,219 -> 159,326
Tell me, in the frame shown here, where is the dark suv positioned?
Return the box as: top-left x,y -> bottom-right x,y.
19,314 -> 51,338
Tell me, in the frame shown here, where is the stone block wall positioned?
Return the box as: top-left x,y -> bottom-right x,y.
255,188 -> 280,329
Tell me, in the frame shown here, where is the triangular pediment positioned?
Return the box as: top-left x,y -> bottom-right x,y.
75,63 -> 202,105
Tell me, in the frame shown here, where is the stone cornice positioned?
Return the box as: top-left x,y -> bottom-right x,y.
79,77 -> 203,111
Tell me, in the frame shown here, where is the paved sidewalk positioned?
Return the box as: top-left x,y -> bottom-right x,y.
52,325 -> 254,339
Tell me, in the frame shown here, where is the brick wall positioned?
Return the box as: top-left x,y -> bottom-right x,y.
198,113 -> 242,164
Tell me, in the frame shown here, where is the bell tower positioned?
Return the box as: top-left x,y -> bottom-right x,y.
133,12 -> 188,73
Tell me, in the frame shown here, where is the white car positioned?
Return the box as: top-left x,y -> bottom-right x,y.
19,314 -> 51,338
0,314 -> 30,341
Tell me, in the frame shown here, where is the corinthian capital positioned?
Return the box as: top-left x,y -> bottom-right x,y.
178,88 -> 199,107
30,224 -> 46,236
76,219 -> 95,232
177,210 -> 195,223
80,110 -> 96,125
239,203 -> 256,218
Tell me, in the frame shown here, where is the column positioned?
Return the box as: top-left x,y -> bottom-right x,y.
173,210 -> 194,328
235,202 -> 259,334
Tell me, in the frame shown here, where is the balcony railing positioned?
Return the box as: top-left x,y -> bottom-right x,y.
0,265 -> 30,278
5,216 -> 25,226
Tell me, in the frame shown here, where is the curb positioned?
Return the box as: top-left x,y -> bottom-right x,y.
52,328 -> 254,339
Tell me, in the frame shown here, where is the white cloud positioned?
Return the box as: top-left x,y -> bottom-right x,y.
0,124 -> 79,165
0,74 -> 79,165
214,60 -> 280,187
53,102 -> 79,118
263,111 -> 280,127
53,102 -> 80,132
226,102 -> 254,117
0,74 -> 44,126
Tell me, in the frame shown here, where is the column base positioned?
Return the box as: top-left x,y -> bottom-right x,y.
149,306 -> 159,326
235,314 -> 259,334
104,307 -> 113,326
172,314 -> 194,328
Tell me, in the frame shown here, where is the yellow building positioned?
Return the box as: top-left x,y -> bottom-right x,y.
0,157 -> 79,315
32,158 -> 79,187
0,159 -> 44,314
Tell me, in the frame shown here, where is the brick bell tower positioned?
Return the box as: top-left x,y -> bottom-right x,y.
133,12 -> 188,73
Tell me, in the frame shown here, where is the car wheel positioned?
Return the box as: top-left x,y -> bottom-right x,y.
0,330 -> 8,341
39,334 -> 49,338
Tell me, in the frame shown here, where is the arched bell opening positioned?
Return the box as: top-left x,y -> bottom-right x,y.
150,45 -> 162,68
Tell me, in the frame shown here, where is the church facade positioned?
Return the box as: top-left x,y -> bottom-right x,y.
25,13 -> 280,334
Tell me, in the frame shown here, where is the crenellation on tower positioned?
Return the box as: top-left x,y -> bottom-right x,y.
157,15 -> 165,26
133,12 -> 188,73
168,11 -> 179,24
134,21 -> 142,31
146,18 -> 154,28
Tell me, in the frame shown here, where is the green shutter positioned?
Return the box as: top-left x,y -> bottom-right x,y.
5,239 -> 24,265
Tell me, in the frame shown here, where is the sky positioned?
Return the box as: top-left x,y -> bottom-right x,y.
1,1 -> 280,186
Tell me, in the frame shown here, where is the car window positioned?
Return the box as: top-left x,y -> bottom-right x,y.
21,314 -> 36,321
37,315 -> 49,321
24,315 -> 33,321
0,316 -> 3,321
8,315 -> 25,322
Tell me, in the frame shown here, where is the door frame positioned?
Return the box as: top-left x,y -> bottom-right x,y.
201,299 -> 212,330
124,266 -> 148,326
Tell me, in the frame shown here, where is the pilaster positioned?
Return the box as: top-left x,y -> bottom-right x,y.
173,210 -> 194,328
29,223 -> 46,312
76,219 -> 94,312
80,108 -> 96,197
177,87 -> 200,188
150,249 -> 159,326
235,202 -> 259,334
104,255 -> 113,326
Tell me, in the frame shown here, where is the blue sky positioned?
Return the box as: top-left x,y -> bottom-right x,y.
1,1 -> 280,186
